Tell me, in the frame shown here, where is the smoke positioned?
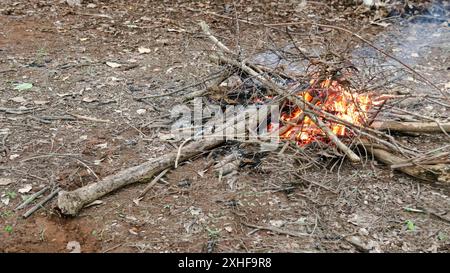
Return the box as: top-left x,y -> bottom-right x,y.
351,0 -> 449,93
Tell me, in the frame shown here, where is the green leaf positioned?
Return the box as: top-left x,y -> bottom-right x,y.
206,227 -> 220,238
6,191 -> 16,199
4,225 -> 13,233
13,83 -> 33,91
437,232 -> 447,241
405,220 -> 415,231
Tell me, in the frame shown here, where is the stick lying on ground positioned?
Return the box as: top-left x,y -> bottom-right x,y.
58,138 -> 224,215
23,188 -> 61,218
57,109 -> 269,216
360,141 -> 449,184
371,121 -> 450,134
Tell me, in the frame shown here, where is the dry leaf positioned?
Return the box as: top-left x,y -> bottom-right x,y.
129,228 -> 139,235
106,62 -> 122,68
136,109 -> 147,115
10,96 -> 26,103
66,0 -> 82,7
34,100 -> 49,105
166,65 -> 183,74
18,184 -> 32,193
95,143 -> 108,149
269,220 -> 285,228
1,196 -> 10,205
0,178 -> 13,186
9,154 -> 20,160
138,46 -> 151,54
82,97 -> 97,103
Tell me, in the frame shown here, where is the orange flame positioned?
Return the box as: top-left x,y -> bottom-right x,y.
277,78 -> 372,145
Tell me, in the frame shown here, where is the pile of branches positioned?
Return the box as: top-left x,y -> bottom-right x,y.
56,21 -> 450,216
196,21 -> 449,179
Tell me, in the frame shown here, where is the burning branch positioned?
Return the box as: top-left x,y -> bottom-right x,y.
200,21 -> 450,185
201,21 -> 362,162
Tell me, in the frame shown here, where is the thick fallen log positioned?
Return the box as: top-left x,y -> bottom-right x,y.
58,137 -> 223,215
57,108 -> 268,216
361,142 -> 449,185
371,121 -> 450,134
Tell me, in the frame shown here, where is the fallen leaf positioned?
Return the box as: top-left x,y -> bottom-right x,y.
136,108 -> 147,115
10,96 -> 26,103
33,100 -> 49,105
95,143 -> 108,149
1,196 -> 10,205
166,65 -> 183,74
82,97 -> 97,103
138,46 -> 151,54
93,159 -> 103,165
269,220 -> 285,228
106,62 -> 122,68
13,83 -> 33,91
66,241 -> 81,253
9,154 -> 20,160
129,228 -> 139,235
157,132 -> 175,141
0,178 -> 13,186
18,184 -> 32,194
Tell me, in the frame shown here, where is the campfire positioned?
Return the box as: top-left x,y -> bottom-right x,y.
55,21 -> 450,217
275,78 -> 372,145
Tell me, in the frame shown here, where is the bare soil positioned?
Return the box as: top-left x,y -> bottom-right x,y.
0,0 -> 449,253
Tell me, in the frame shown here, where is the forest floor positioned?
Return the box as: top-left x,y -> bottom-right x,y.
0,0 -> 449,253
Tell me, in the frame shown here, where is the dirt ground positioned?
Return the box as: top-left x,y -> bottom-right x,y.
0,0 -> 449,253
